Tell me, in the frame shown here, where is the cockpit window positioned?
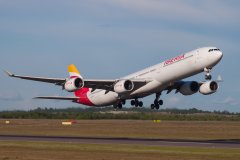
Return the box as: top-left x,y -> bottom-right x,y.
208,48 -> 220,52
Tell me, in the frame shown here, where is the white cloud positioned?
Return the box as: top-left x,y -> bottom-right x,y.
2,0 -> 239,27
215,97 -> 240,106
165,96 -> 181,107
0,92 -> 23,101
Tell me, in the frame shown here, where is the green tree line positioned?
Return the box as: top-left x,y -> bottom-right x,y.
0,107 -> 239,121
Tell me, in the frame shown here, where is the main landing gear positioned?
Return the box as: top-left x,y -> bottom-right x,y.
151,93 -> 163,110
114,99 -> 144,109
113,99 -> 126,109
131,99 -> 143,107
204,67 -> 212,80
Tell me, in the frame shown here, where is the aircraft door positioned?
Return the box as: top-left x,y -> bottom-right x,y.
195,49 -> 204,69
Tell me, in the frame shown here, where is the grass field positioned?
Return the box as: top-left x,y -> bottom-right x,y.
0,141 -> 240,160
0,119 -> 240,140
0,119 -> 240,160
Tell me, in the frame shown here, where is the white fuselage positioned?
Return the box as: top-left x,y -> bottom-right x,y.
86,47 -> 223,106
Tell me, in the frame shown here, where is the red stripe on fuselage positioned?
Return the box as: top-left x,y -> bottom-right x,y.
74,88 -> 94,106
70,76 -> 78,78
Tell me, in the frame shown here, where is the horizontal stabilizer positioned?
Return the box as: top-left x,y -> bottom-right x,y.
34,96 -> 79,101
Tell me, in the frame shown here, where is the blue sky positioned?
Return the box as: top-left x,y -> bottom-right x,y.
0,0 -> 240,111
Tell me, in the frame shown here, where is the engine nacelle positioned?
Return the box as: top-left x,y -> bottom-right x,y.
114,80 -> 134,94
179,81 -> 199,95
64,77 -> 84,92
199,81 -> 218,95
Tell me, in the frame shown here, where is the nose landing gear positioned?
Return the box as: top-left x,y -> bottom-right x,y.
204,68 -> 212,80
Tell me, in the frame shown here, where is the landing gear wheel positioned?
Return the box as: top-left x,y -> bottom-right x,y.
131,100 -> 135,106
113,104 -> 118,109
205,74 -> 212,80
139,101 -> 143,107
152,92 -> 163,110
159,100 -> 163,106
154,99 -> 163,106
135,100 -> 139,107
151,104 -> 155,110
117,103 -> 122,109
131,99 -> 142,107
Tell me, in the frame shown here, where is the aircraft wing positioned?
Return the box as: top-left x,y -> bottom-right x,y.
4,70 -> 66,85
164,81 -> 191,94
84,79 -> 149,91
5,70 -> 149,91
34,96 -> 79,100
165,81 -> 201,94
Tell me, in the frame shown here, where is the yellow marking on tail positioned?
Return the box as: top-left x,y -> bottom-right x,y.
68,64 -> 80,75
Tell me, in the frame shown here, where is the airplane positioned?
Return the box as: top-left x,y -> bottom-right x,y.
5,47 -> 223,110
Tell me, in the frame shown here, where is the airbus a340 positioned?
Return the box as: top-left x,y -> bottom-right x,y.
5,47 -> 223,109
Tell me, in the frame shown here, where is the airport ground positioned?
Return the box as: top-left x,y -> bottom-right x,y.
1,119 -> 240,139
0,119 -> 240,160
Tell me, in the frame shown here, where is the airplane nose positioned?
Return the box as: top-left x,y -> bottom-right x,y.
216,51 -> 223,61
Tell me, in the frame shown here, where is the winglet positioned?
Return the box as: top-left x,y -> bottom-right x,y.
3,70 -> 14,77
68,64 -> 82,78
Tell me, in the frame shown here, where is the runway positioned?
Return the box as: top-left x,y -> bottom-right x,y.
0,135 -> 239,148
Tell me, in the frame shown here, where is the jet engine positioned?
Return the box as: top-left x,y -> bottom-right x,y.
199,81 -> 218,95
64,77 -> 84,92
179,81 -> 199,95
114,80 -> 134,94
